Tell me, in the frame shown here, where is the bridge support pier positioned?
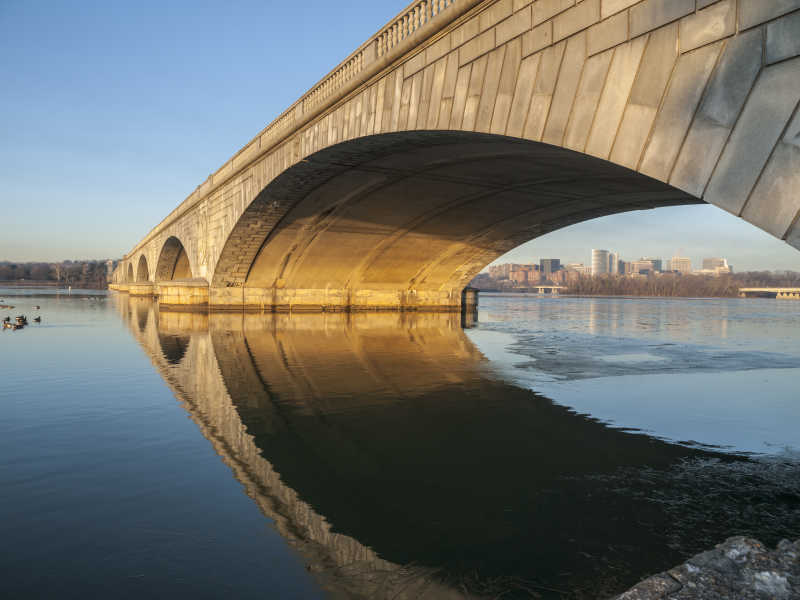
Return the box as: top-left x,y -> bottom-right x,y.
129,283 -> 156,296
158,281 -> 209,307
208,286 -> 465,312
111,283 -> 470,311
111,283 -> 472,311
461,288 -> 478,311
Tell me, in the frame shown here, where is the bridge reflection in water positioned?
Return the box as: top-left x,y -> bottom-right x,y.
116,296 -> 725,599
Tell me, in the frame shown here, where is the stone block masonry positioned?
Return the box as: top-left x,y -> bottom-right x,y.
112,0 -> 800,310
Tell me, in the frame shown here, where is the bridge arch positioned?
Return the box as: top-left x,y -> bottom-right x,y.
211,131 -> 697,308
136,255 -> 150,283
156,236 -> 194,281
126,263 -> 134,283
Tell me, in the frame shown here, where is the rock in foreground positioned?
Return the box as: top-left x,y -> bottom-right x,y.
615,537 -> 799,599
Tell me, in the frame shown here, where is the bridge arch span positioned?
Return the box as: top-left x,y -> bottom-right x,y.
211,131 -> 697,309
136,255 -> 150,283
156,236 -> 194,281
126,263 -> 134,283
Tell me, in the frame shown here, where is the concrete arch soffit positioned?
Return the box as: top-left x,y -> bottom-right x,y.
210,131 -> 701,296
156,235 -> 194,282
136,254 -> 150,283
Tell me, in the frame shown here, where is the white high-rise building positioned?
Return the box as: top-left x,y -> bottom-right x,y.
592,249 -> 610,276
669,256 -> 692,274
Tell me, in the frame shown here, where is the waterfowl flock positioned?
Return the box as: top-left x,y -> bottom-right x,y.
2,305 -> 42,331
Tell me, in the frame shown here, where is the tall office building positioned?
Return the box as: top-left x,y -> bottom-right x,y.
640,257 -> 663,272
608,252 -> 618,275
565,262 -> 590,275
669,256 -> 692,274
592,249 -> 610,275
488,263 -> 515,279
699,257 -> 731,275
631,259 -> 655,274
540,259 -> 561,278
702,257 -> 728,270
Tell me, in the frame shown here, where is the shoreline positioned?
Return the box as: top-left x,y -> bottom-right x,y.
478,291 -> 755,300
0,281 -> 107,290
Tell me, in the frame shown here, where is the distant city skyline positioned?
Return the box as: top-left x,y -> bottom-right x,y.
489,205 -> 800,273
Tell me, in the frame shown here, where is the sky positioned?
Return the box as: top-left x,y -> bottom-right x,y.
1,0 -> 798,272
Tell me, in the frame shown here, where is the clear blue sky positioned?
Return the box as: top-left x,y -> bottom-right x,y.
1,1 -> 797,271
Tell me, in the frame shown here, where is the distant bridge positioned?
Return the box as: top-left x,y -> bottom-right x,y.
111,0 -> 800,311
739,287 -> 800,299
533,284 -> 565,294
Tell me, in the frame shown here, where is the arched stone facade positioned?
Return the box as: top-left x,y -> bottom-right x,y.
112,0 -> 800,309
155,236 -> 194,281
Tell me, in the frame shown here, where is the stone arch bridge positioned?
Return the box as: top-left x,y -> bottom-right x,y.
111,0 -> 800,310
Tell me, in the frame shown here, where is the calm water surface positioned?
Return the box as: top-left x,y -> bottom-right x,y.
1,288 -> 798,599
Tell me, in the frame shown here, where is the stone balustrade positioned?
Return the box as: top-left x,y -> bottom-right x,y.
305,1 -> 459,111
376,0 -> 457,57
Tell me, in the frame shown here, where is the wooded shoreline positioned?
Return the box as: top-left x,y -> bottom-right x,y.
472,271 -> 800,299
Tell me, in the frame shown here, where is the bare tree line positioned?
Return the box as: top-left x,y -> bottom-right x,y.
470,271 -> 800,297
566,272 -> 800,297
0,261 -> 112,289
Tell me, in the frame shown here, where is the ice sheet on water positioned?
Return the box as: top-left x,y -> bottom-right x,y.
481,326 -> 800,382
466,315 -> 800,456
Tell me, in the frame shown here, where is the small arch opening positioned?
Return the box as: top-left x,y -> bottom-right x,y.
136,255 -> 150,282
156,236 -> 193,281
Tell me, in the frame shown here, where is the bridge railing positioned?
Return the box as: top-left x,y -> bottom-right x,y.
269,0 -> 459,143
377,0 -> 456,56
221,0 -> 464,205
126,0 -> 474,260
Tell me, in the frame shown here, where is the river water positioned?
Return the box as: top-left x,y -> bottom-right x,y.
1,288 -> 798,599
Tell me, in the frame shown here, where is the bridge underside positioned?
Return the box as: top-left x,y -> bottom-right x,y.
207,132 -> 698,310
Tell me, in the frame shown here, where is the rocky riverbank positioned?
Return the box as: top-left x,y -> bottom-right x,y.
615,537 -> 798,599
